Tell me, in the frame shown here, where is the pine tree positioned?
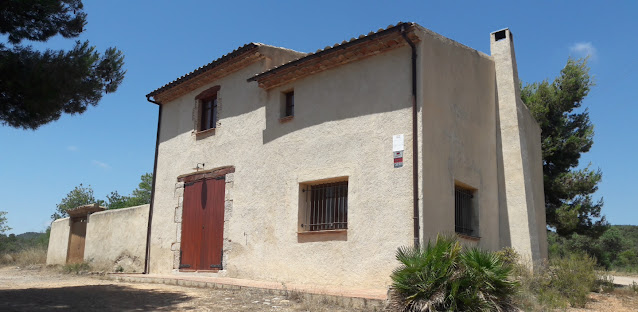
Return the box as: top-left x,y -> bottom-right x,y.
105,173 -> 153,209
521,58 -> 607,238
0,211 -> 10,234
0,0 -> 125,130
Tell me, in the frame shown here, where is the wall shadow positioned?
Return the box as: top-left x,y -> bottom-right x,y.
0,284 -> 194,311
156,47 -> 413,146
262,48 -> 412,145
297,231 -> 347,243
495,85 -> 511,247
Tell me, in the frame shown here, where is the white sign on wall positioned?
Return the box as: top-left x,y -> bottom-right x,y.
393,134 -> 404,152
393,134 -> 404,168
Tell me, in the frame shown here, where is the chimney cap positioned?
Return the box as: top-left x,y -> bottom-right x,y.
491,28 -> 512,42
490,28 -> 510,35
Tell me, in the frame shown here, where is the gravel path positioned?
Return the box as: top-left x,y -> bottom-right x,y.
0,266 -> 371,312
612,275 -> 638,286
1,266 -> 636,311
568,292 -> 638,312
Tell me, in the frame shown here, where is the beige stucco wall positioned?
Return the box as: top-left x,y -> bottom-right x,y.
149,26 -> 547,289
46,217 -> 70,265
491,29 -> 547,262
84,204 -> 149,272
150,45 -> 415,289
416,28 -> 501,251
517,100 -> 548,261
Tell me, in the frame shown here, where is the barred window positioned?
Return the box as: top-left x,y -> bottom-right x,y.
301,180 -> 348,232
455,185 -> 476,236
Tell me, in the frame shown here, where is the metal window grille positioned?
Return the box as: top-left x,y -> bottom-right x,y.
454,186 -> 474,236
303,181 -> 348,231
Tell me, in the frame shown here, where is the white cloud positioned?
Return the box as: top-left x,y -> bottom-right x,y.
67,145 -> 78,152
92,160 -> 110,169
570,42 -> 597,59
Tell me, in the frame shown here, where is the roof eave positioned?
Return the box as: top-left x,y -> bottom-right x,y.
247,22 -> 417,87
146,43 -> 263,102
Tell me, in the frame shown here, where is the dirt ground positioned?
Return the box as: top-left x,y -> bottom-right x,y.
568,292 -> 638,312
0,266 -> 372,312
0,265 -> 635,311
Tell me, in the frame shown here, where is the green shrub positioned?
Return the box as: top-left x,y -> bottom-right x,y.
390,235 -> 517,312
511,258 -> 569,311
547,225 -> 638,272
62,262 -> 91,274
511,250 -> 603,310
615,249 -> 638,268
594,273 -> 615,293
495,247 -> 519,267
550,253 -> 597,307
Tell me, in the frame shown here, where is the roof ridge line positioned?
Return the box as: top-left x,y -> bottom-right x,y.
247,22 -> 412,82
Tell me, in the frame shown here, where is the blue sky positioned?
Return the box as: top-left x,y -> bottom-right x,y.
1,1 -> 636,234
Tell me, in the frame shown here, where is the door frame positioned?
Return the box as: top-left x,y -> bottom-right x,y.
174,166 -> 234,272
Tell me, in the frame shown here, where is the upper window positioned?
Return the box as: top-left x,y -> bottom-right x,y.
454,184 -> 477,237
280,90 -> 294,121
195,86 -> 220,132
300,180 -> 348,232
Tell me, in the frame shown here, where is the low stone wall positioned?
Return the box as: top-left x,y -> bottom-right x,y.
84,204 -> 150,273
46,217 -> 71,265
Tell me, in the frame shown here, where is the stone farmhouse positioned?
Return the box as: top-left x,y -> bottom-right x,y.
142,22 -> 547,289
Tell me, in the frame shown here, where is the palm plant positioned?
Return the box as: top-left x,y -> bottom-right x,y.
455,248 -> 518,311
390,235 -> 518,312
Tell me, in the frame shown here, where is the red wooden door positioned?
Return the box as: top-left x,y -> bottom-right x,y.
180,177 -> 225,271
199,177 -> 225,270
180,180 -> 203,270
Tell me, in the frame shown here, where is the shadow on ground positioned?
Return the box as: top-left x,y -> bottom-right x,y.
0,284 -> 194,311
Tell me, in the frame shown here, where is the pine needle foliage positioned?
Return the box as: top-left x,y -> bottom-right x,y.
0,0 -> 125,130
521,58 -> 606,238
390,235 -> 518,312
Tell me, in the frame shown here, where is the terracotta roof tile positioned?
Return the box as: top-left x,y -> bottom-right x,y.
247,22 -> 413,83
147,22 -> 417,99
146,43 -> 263,98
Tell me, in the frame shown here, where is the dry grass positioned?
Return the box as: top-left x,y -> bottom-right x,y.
614,285 -> 638,298
567,288 -> 638,312
62,262 -> 91,274
0,247 -> 47,267
606,270 -> 638,277
296,296 -> 345,312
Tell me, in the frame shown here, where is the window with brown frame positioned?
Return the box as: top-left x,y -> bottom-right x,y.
300,180 -> 348,232
284,91 -> 294,117
196,86 -> 220,132
280,90 -> 294,120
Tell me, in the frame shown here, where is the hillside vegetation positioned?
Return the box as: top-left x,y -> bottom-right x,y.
0,231 -> 49,266
549,225 -> 638,272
